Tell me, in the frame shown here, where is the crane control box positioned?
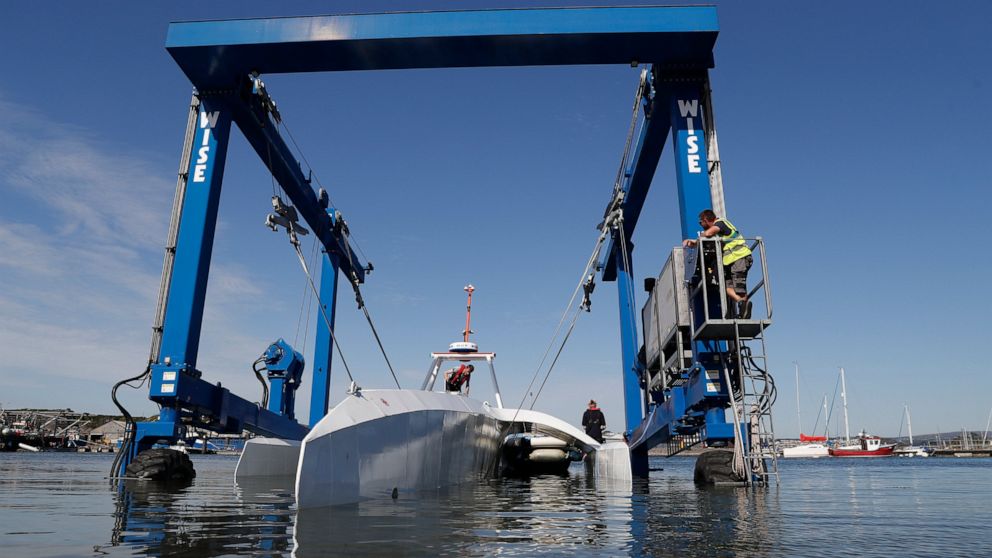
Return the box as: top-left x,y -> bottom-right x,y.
642,247 -> 692,392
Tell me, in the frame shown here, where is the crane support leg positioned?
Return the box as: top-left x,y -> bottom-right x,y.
667,76 -> 732,444
614,242 -> 649,475
309,250 -> 340,427
134,97 -> 233,464
124,95 -> 312,473
668,79 -> 713,240
156,96 -> 232,369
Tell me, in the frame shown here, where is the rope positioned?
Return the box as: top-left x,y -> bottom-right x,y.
609,69 -> 648,201
529,306 -> 583,409
292,241 -> 357,385
277,119 -> 371,263
293,236 -> 319,349
616,216 -> 639,339
510,222 -> 612,423
299,251 -> 317,356
721,361 -> 748,480
266,118 -> 397,390
358,299 -> 402,389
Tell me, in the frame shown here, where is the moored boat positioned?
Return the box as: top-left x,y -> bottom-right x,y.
782,438 -> 830,458
892,404 -> 929,457
828,431 -> 895,457
893,445 -> 929,457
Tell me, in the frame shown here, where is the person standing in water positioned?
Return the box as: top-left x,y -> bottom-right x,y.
582,400 -> 606,443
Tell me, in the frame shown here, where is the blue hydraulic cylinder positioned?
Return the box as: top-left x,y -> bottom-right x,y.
156,98 -> 232,372
309,248 -> 340,427
264,339 -> 305,421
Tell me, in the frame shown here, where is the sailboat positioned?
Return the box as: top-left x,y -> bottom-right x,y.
781,363 -> 829,458
827,367 -> 895,457
893,405 -> 929,457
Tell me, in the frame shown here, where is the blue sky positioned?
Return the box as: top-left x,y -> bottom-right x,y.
1,1 -> 989,439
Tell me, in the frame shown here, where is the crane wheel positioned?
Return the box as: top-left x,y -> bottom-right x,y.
693,449 -> 744,485
125,448 -> 196,481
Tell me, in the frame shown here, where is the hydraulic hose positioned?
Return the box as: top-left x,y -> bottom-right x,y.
252,357 -> 270,408
109,365 -> 151,478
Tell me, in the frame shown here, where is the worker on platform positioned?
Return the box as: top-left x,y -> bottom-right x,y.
444,364 -> 474,393
683,209 -> 753,319
582,400 -> 606,443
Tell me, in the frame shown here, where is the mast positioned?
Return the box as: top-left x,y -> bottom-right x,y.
822,395 -> 830,440
462,284 -> 475,342
794,361 -> 802,435
983,406 -> 992,446
905,404 -> 914,446
840,367 -> 851,445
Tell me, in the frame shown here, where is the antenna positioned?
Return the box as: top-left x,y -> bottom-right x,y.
449,285 -> 479,354
462,284 -> 475,342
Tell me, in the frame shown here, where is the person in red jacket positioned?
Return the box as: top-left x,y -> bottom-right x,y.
444,364 -> 474,393
582,400 -> 606,443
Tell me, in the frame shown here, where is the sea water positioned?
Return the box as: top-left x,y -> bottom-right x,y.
0,452 -> 989,557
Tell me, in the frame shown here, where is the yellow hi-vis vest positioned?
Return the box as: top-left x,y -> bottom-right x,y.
716,218 -> 752,266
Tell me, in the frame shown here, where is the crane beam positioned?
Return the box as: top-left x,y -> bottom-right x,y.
166,7 -> 717,88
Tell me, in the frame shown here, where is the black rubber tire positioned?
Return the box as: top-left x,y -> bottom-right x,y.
693,449 -> 744,485
125,448 -> 196,481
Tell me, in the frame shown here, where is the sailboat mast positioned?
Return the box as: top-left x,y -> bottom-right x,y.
794,361 -> 802,435
905,404 -> 914,446
840,367 -> 851,445
822,395 -> 830,440
983,406 -> 992,446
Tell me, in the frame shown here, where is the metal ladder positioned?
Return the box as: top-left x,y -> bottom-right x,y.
728,320 -> 779,486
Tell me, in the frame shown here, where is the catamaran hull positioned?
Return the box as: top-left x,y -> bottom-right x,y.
235,438 -> 301,478
296,390 -> 503,509
236,389 -> 629,508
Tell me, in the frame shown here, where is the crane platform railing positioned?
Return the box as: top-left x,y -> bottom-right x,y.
686,236 -> 772,341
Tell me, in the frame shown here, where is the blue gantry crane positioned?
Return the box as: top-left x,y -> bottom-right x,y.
113,6 -> 776,484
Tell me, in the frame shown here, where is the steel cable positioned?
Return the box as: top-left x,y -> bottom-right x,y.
510,224 -> 611,424
292,242 -> 357,385
358,301 -> 402,389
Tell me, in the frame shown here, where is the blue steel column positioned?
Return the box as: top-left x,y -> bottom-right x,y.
136,96 -> 233,463
668,78 -> 730,438
309,248 -> 340,427
614,243 -> 643,435
669,82 -> 712,239
614,239 -> 649,475
157,97 -> 232,370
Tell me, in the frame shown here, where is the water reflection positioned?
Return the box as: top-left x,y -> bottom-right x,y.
104,457 -> 789,557
293,472 -> 640,557
107,469 -> 297,557
633,476 -> 783,557
8,451 -> 992,556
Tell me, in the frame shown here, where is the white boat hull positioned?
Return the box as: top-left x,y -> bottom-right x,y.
296,390 -> 503,508
237,389 -> 632,508
781,443 -> 830,458
893,446 -> 929,457
235,437 -> 301,478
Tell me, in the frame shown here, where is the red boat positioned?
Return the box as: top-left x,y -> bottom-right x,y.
828,431 -> 895,457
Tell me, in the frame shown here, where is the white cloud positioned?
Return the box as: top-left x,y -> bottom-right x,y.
0,94 -> 271,411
